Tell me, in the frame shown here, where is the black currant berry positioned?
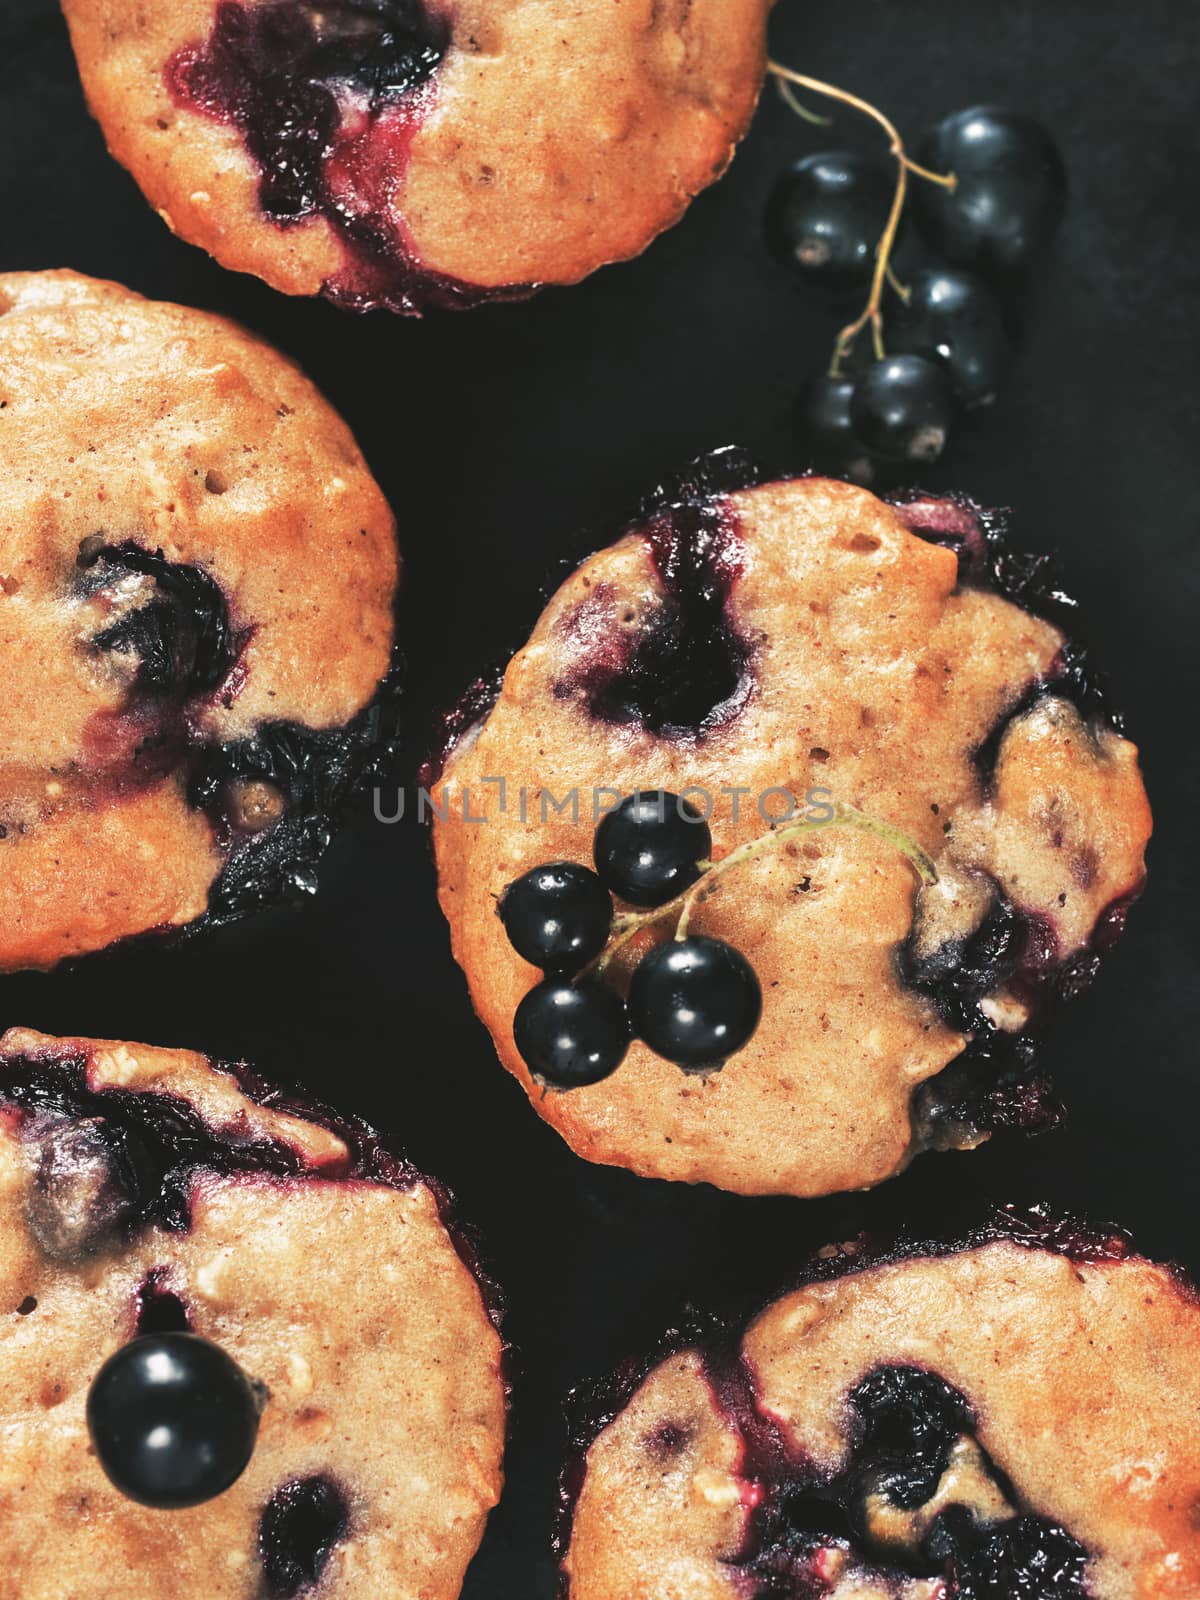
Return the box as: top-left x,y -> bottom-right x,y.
796,374 -> 874,483
594,791 -> 712,908
851,354 -> 956,462
87,1332 -> 262,1508
629,936 -> 762,1070
513,980 -> 631,1089
765,152 -> 893,284
913,107 -> 1068,274
889,265 -> 1010,407
499,862 -> 613,973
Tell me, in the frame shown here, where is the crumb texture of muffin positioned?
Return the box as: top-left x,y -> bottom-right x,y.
562,1221 -> 1200,1600
433,464 -> 1151,1197
61,0 -> 772,310
0,1026 -> 505,1599
0,270 -> 397,971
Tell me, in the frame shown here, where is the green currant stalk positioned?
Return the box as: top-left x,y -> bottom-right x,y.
591,802 -> 937,976
767,61 -> 957,374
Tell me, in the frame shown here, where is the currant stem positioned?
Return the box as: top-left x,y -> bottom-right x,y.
590,803 -> 937,975
774,74 -> 833,127
766,60 -> 956,374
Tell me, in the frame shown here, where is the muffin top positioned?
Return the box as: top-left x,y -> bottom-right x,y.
62,0 -> 771,310
0,1026 -> 505,1600
433,462 -> 1151,1197
562,1215 -> 1200,1600
0,270 -> 397,971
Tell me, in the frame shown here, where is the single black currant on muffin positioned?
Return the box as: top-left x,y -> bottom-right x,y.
513,979 -> 632,1089
796,373 -> 875,483
851,354 -> 957,462
629,936 -> 762,1069
87,1332 -> 262,1508
594,791 -> 713,908
499,862 -> 613,973
913,107 -> 1068,273
888,265 -> 1011,407
765,152 -> 894,284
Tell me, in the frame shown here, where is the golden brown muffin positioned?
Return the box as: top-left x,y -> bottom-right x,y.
0,1026 -> 505,1600
432,457 -> 1151,1198
560,1212 -> 1200,1600
61,0 -> 772,311
0,270 -> 397,972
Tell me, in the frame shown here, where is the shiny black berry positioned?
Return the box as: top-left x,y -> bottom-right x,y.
851,354 -> 956,462
796,374 -> 874,483
513,980 -> 631,1089
499,862 -> 613,973
629,936 -> 762,1070
913,107 -> 1068,274
594,791 -> 712,908
87,1333 -> 262,1508
889,265 -> 1010,407
765,152 -> 893,284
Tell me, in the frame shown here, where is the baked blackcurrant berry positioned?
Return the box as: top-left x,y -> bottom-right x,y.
629,936 -> 762,1069
594,791 -> 712,908
889,265 -> 1010,407
913,107 -> 1068,274
796,374 -> 874,484
765,152 -> 893,284
499,862 -> 613,973
513,980 -> 631,1089
851,354 -> 956,462
87,1332 -> 262,1508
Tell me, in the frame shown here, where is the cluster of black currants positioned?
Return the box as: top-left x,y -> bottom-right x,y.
765,84 -> 1068,471
500,792 -> 763,1089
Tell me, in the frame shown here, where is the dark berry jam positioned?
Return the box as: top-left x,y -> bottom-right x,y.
76,539 -> 399,930
260,1475 -> 351,1597
166,0 -> 530,312
188,655 -> 402,923
85,542 -> 239,700
554,449 -> 764,739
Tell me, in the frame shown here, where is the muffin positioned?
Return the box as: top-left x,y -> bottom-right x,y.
61,0 -> 772,312
0,1025 -> 505,1598
432,455 -> 1151,1197
0,269 -> 397,972
559,1209 -> 1200,1600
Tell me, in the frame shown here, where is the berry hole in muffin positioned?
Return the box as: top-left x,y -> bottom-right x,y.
260,1475 -> 352,1596
81,542 -> 240,702
558,498 -> 755,740
135,1271 -> 192,1335
16,1295 -> 37,1316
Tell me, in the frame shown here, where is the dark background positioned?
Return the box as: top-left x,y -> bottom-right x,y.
2,2 -> 1198,1593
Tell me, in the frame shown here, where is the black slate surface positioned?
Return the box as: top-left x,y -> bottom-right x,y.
1,3 -> 1198,1595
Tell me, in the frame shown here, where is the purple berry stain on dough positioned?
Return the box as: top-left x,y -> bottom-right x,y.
166,1 -> 529,312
